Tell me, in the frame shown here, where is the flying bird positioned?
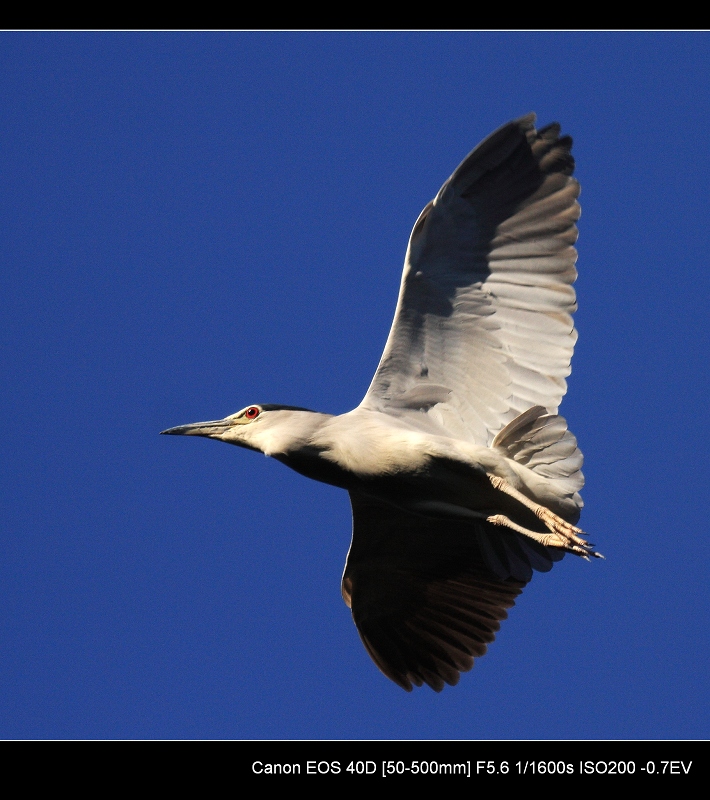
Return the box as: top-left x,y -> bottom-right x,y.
162,113 -> 600,691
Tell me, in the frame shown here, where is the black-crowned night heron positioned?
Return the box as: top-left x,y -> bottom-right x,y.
162,114 -> 601,692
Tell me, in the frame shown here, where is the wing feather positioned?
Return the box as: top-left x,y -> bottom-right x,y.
361,114 -> 580,444
341,492 -> 560,691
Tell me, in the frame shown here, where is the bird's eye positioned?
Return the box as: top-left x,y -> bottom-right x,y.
245,406 -> 261,420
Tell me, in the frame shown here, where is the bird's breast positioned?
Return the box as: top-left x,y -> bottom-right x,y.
275,432 -> 429,490
281,414 -> 502,510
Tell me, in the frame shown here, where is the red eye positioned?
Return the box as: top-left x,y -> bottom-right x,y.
245,406 -> 260,419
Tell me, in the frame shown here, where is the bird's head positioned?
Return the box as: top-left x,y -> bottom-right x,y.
161,404 -> 327,456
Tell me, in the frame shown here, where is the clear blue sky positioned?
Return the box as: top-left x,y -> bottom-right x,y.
2,32 -> 708,739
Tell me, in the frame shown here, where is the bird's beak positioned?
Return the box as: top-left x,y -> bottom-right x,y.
160,419 -> 235,438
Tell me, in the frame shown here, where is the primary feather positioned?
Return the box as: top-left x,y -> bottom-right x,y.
361,113 -> 580,447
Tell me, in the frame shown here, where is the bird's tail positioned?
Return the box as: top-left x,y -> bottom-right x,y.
492,405 -> 584,517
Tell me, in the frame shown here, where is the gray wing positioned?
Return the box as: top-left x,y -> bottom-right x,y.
342,492 -> 564,692
360,114 -> 580,445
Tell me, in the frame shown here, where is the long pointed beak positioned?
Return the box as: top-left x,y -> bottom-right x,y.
160,419 -> 234,437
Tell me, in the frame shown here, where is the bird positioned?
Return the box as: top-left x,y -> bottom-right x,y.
162,113 -> 601,692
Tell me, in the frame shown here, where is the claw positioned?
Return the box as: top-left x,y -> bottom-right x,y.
489,475 -> 601,559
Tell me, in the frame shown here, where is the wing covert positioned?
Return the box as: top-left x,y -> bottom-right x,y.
361,114 -> 580,445
342,492 -> 563,691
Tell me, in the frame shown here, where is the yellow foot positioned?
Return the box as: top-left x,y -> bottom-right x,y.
486,513 -> 604,559
535,506 -> 588,548
487,474 -> 603,559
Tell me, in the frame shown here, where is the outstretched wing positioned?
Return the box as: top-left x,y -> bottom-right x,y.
361,114 -> 580,445
342,492 -> 564,691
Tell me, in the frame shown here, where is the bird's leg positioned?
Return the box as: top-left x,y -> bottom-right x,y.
485,514 -> 598,558
488,473 -> 585,543
487,474 -> 602,558
402,497 -> 601,558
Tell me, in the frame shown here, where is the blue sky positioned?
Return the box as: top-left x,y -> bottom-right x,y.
1,32 -> 709,739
